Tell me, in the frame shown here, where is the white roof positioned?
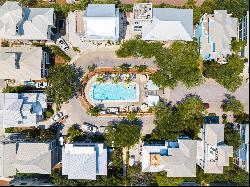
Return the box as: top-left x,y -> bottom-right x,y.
147,95 -> 159,106
141,140 -> 197,177
0,1 -> 54,40
86,18 -> 116,37
146,80 -> 159,91
141,8 -> 193,41
197,124 -> 233,174
0,93 -> 47,128
62,143 -> 107,180
0,47 -> 43,80
197,10 -> 238,61
83,4 -> 119,40
0,141 -> 55,177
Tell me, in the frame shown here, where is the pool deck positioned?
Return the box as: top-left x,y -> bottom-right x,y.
85,74 -> 148,112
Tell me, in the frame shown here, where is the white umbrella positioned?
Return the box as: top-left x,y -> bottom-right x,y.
139,74 -> 147,82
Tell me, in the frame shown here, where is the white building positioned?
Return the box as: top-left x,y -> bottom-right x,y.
197,124 -> 233,174
0,140 -> 58,178
133,3 -> 193,41
0,1 -> 55,40
235,124 -> 249,173
239,11 -> 249,80
0,93 -> 47,129
0,46 -> 49,81
141,139 -> 197,177
62,143 -> 107,180
195,10 -> 238,64
82,4 -> 120,41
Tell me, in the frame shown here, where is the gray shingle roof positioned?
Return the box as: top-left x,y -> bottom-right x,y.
0,141 -> 55,177
200,124 -> 233,174
0,93 -> 47,128
142,8 -> 193,41
13,142 -> 52,174
62,143 -> 107,180
197,10 -> 238,61
0,141 -> 17,178
0,47 -> 43,80
142,140 -> 197,177
0,1 -> 54,40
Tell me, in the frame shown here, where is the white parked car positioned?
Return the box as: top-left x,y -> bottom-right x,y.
35,82 -> 48,89
82,123 -> 98,133
56,37 -> 69,51
50,112 -> 63,123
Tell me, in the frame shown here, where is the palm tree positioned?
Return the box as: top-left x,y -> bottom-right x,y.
96,75 -> 106,83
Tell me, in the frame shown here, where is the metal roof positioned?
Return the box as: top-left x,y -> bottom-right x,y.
62,143 -> 107,180
86,4 -> 116,17
0,47 -> 43,80
141,8 -> 193,41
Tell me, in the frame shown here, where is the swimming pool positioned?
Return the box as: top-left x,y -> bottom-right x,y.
90,82 -> 139,102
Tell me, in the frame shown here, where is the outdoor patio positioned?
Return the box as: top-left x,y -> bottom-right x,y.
83,71 -> 162,115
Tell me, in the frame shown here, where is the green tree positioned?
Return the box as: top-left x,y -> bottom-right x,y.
134,65 -> 147,72
118,63 -> 130,73
224,123 -> 241,151
126,111 -> 137,122
87,64 -> 97,72
49,45 -> 71,62
40,128 -> 57,142
151,41 -> 203,89
50,170 -> 78,186
152,95 -> 205,140
231,39 -> 247,53
112,74 -> 122,84
96,75 -> 106,83
221,95 -> 244,115
2,85 -> 35,93
67,124 -> 86,142
175,95 -> 206,138
215,0 -> 249,20
203,54 -> 244,92
87,105 -> 101,116
154,172 -> 185,186
116,39 -> 163,58
105,123 -> 141,148
235,113 -> 249,124
46,64 -> 77,110
151,102 -> 180,141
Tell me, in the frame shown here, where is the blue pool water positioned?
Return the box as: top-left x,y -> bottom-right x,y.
91,82 -> 138,101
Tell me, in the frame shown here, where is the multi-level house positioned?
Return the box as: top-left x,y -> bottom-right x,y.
235,124 -> 249,173
141,139 -> 197,177
238,11 -> 249,81
62,143 -> 107,180
197,124 -> 233,174
0,139 -> 58,178
0,46 -> 49,82
133,3 -> 193,41
195,10 -> 238,64
0,1 -> 55,41
81,4 -> 120,41
0,93 -> 47,130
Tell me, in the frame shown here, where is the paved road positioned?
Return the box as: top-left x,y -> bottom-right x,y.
168,78 -> 249,113
60,48 -> 249,135
72,47 -> 157,70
